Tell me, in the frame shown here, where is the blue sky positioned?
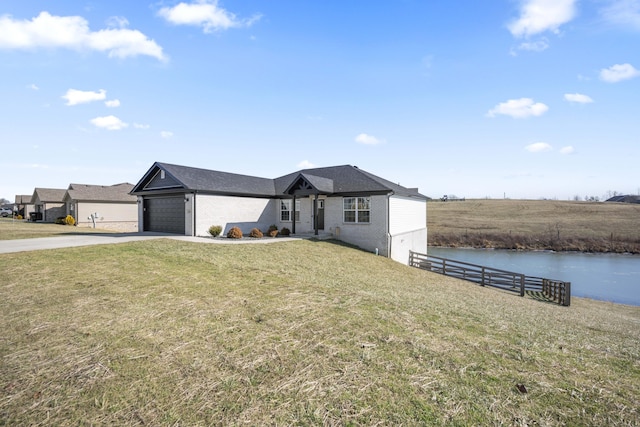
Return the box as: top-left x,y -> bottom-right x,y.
1,0 -> 638,201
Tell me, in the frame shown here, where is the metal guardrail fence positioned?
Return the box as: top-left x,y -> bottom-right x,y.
409,251 -> 571,306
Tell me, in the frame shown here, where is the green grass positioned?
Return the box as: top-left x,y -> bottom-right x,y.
1,239 -> 638,425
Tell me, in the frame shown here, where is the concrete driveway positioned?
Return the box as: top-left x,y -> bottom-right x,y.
0,232 -> 306,254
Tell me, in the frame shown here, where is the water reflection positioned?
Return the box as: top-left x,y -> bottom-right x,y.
427,247 -> 640,306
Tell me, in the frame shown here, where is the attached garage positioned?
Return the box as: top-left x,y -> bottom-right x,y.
143,196 -> 185,234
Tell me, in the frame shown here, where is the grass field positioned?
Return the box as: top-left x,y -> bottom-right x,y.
1,236 -> 639,425
428,199 -> 640,253
0,218 -> 117,240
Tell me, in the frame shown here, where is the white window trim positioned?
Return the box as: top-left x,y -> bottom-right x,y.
343,196 -> 371,224
280,199 -> 300,222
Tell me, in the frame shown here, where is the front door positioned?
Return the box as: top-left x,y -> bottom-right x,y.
314,199 -> 325,230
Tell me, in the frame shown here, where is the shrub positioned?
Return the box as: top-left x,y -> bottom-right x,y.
249,228 -> 263,238
16,214 -> 23,220
280,227 -> 291,236
267,224 -> 278,237
227,226 -> 243,239
64,215 -> 75,226
55,216 -> 65,225
208,225 -> 223,237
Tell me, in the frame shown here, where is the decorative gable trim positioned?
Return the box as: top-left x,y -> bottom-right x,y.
283,173 -> 334,196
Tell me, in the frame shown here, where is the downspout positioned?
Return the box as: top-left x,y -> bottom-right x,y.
386,192 -> 393,258
192,192 -> 197,236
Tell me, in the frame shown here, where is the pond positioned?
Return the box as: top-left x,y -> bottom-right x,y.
427,247 -> 640,306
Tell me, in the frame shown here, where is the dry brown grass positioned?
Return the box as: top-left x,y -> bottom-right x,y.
1,239 -> 639,425
428,199 -> 640,253
0,218 -> 117,240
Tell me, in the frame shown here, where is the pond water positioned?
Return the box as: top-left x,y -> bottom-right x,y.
427,247 -> 640,306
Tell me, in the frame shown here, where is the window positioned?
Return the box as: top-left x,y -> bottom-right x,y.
280,199 -> 300,222
343,197 -> 370,223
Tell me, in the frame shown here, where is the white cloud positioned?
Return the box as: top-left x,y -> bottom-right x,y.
28,83 -> 39,90
508,0 -> 577,38
133,123 -> 150,129
105,99 -> 120,108
525,142 -> 553,152
0,11 -> 166,61
599,63 -> 640,82
600,0 -> 640,30
486,98 -> 549,118
158,0 -> 261,33
560,146 -> 575,154
297,160 -> 317,169
355,133 -> 383,145
160,131 -> 173,138
90,115 -> 128,130
62,88 -> 106,106
564,93 -> 594,103
515,39 -> 549,53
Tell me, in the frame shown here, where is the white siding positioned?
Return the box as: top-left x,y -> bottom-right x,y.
389,196 -> 426,235
195,194 -> 276,237
387,195 -> 427,263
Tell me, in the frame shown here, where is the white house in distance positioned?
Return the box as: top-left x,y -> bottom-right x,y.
64,183 -> 138,231
131,162 -> 428,263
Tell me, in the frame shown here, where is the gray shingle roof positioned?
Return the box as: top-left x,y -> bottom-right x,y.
66,183 -> 136,202
15,195 -> 32,204
32,188 -> 66,203
132,162 -> 427,199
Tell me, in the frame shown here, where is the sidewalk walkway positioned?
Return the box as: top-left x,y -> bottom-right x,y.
0,232 -> 320,254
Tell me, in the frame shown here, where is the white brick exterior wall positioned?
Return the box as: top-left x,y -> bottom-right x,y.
194,194 -> 276,236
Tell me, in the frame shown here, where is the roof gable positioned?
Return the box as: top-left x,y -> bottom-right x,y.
32,188 -> 66,203
65,183 -> 136,202
283,173 -> 334,196
131,162 -> 276,197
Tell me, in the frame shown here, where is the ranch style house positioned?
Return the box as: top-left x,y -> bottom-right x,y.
131,162 -> 428,263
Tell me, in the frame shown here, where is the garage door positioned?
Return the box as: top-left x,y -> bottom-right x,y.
143,197 -> 185,234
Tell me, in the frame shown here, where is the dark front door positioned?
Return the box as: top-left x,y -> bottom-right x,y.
314,199 -> 325,230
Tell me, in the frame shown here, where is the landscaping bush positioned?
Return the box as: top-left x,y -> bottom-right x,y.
208,225 -> 223,237
267,224 -> 278,238
227,226 -> 243,239
64,215 -> 75,226
249,228 -> 263,238
55,216 -> 65,225
280,227 -> 290,236
16,214 -> 23,220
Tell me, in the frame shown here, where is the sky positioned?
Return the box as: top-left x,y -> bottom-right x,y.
1,0 -> 639,202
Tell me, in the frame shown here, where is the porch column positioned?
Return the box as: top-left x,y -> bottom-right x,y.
314,193 -> 319,235
292,196 -> 296,234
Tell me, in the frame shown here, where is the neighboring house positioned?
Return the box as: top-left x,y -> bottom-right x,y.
131,162 -> 428,263
64,183 -> 138,231
14,195 -> 35,218
31,188 -> 67,222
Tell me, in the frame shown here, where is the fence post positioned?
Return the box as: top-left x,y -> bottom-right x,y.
520,275 -> 525,297
564,282 -> 571,306
481,267 -> 485,286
